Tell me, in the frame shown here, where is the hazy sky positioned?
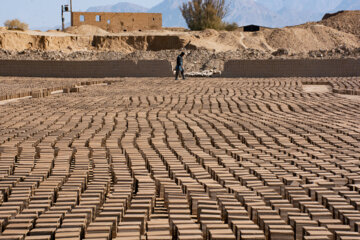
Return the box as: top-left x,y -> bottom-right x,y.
0,0 -> 163,29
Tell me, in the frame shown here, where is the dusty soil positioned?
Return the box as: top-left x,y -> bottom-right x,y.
321,10 -> 360,37
302,84 -> 332,93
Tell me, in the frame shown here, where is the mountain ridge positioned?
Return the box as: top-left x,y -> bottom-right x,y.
86,0 -> 360,28
87,2 -> 148,13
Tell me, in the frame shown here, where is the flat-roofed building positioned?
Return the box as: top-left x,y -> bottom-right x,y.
71,12 -> 162,32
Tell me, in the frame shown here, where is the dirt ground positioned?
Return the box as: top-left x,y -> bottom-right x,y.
302,84 -> 332,93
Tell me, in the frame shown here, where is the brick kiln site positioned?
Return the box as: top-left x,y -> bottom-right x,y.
0,74 -> 360,240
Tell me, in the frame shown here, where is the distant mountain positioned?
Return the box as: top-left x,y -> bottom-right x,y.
224,0 -> 285,27
255,0 -> 285,12
279,0 -> 342,25
84,0 -> 360,29
148,0 -> 284,28
147,0 -> 189,28
87,2 -> 148,13
255,0 -> 343,26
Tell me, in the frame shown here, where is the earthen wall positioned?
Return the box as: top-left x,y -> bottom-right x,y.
0,60 -> 173,78
222,59 -> 360,78
72,12 -> 162,32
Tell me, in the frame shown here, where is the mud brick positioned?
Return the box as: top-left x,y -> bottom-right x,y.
117,222 -> 141,239
204,223 -> 232,239
2,228 -> 30,236
309,211 -> 333,220
94,216 -> 118,237
173,221 -> 201,238
85,224 -> 111,240
240,234 -> 266,240
69,87 -> 80,93
303,226 -> 333,239
226,210 -> 250,222
24,236 -> 52,240
263,220 -> 291,234
293,219 -> 317,240
268,226 -> 294,240
343,215 -> 360,231
334,231 -> 360,240
177,235 -> 203,240
260,217 -> 286,232
238,229 -> 265,239
248,206 -> 270,222
303,236 -> 331,240
55,228 -> 82,239
318,219 -> 342,227
84,232 -> 110,239
6,222 -> 33,230
233,224 -> 260,240
61,219 -> 87,230
0,236 -> 25,240
28,227 -> 56,238
269,199 -> 292,210
277,207 -> 299,219
147,236 -> 172,240
35,222 -> 61,228
208,229 -> 236,240
327,225 -> 352,236
330,206 -> 352,219
177,228 -> 203,237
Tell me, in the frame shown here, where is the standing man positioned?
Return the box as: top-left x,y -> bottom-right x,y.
175,52 -> 186,80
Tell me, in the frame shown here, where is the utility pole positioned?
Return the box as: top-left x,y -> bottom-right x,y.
61,5 -> 65,31
61,3 -> 70,31
60,0 -> 72,31
70,0 -> 73,26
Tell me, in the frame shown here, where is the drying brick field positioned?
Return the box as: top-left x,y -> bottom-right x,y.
0,77 -> 360,240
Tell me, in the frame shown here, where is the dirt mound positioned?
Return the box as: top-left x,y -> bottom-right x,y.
184,29 -> 275,52
0,30 -> 93,52
320,10 -> 360,37
263,24 -> 360,53
65,25 -> 110,36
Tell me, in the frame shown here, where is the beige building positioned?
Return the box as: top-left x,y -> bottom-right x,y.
71,12 -> 162,32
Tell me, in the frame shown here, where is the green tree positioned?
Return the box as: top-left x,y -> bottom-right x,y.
180,0 -> 238,31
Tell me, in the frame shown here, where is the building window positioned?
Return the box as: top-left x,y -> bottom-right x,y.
153,18 -> 155,21
80,15 -> 85,22
107,20 -> 111,24
96,15 -> 101,22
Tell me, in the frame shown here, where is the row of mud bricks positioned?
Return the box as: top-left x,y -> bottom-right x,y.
0,81 -> 113,101
1,126 -> 360,240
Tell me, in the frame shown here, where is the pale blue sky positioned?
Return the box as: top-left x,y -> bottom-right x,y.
0,0 -> 163,30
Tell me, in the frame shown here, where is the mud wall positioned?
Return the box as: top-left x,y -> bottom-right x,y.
72,12 -> 162,32
222,59 -> 360,78
0,60 -> 173,78
0,32 -> 186,52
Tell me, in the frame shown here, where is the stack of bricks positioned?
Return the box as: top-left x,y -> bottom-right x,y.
0,77 -> 360,240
